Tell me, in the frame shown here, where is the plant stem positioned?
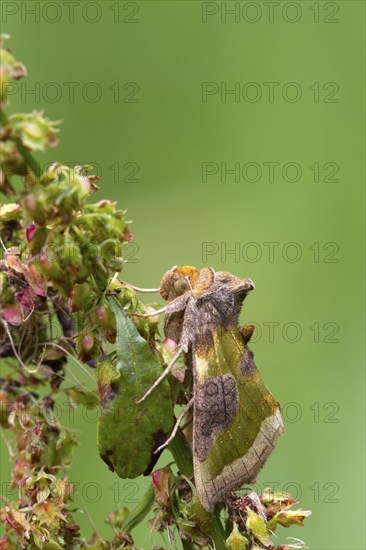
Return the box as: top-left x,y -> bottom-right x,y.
124,430 -> 227,547
122,483 -> 155,533
209,509 -> 227,550
0,108 -> 41,178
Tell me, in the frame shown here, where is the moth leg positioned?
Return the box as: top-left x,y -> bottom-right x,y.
239,323 -> 255,344
154,397 -> 194,454
131,305 -> 167,318
135,347 -> 182,404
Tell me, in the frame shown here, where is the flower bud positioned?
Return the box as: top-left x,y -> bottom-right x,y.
0,203 -> 20,222
26,223 -> 36,242
152,468 -> 173,508
245,508 -> 271,547
68,283 -> 95,313
0,36 -> 26,102
82,333 -> 94,352
186,495 -> 212,532
268,509 -> 312,529
9,111 -> 60,152
226,523 -> 249,549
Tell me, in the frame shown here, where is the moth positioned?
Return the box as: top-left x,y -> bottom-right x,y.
138,265 -> 284,512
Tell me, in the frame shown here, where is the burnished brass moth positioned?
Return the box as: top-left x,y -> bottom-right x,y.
158,266 -> 284,512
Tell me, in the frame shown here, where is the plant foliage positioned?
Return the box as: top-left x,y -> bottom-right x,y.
0,36 -> 311,550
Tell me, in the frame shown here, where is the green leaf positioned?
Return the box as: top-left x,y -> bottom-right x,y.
96,297 -> 174,478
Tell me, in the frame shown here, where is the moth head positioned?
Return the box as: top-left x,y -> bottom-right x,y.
159,265 -> 199,301
214,272 -> 255,297
239,277 -> 255,294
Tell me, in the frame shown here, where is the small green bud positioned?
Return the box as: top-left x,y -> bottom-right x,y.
152,467 -> 174,508
105,507 -> 130,529
82,333 -> 94,352
24,186 -> 50,225
245,508 -> 271,547
226,523 -> 249,549
94,298 -> 116,336
0,203 -> 21,221
9,111 -> 61,151
40,539 -> 63,549
0,35 -> 26,102
260,488 -> 292,505
68,283 -> 95,313
39,247 -> 68,286
75,330 -> 101,361
268,509 -> 312,530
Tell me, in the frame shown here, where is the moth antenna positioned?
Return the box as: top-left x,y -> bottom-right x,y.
131,305 -> 167,318
135,347 -> 182,404
124,283 -> 160,293
109,272 -> 160,294
154,397 -> 194,454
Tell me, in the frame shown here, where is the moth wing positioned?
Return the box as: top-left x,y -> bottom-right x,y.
193,326 -> 284,511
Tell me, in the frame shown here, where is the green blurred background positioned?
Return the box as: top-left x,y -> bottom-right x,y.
1,1 -> 365,548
